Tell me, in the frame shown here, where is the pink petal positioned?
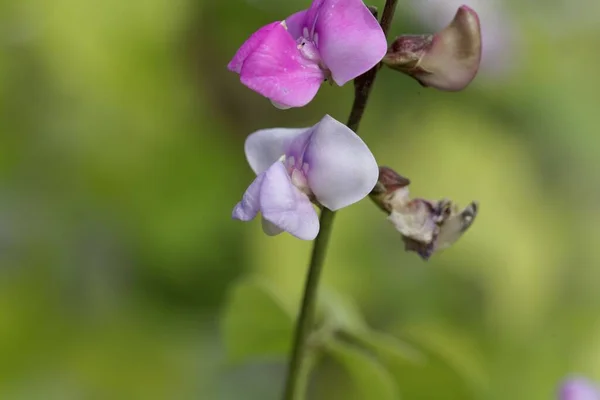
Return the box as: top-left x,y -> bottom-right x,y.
259,162 -> 319,240
304,0 -> 325,35
314,0 -> 387,85
284,10 -> 309,39
228,22 -> 280,74
239,23 -> 325,108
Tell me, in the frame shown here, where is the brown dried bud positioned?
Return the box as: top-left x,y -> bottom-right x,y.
369,167 -> 478,260
370,166 -> 411,213
382,5 -> 482,91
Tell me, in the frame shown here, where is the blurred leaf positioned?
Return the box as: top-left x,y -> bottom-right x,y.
337,324 -> 478,399
320,287 -> 368,333
337,328 -> 464,399
369,323 -> 484,400
401,323 -> 487,395
325,339 -> 399,400
321,289 -> 425,366
221,278 -> 295,364
345,329 -> 425,366
380,344 -> 473,399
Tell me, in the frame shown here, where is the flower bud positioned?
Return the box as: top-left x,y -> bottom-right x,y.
382,5 -> 482,91
369,166 -> 478,260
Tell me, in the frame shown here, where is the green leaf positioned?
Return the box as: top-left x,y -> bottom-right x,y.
335,324 -> 480,399
363,325 -> 480,400
325,339 -> 400,400
346,329 -> 425,366
399,323 -> 487,396
320,288 -> 368,333
221,278 -> 294,364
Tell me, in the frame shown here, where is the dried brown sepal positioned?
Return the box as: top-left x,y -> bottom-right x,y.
370,166 -> 410,213
378,166 -> 411,192
370,167 -> 410,214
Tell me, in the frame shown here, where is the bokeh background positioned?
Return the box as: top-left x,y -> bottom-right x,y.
1,0 -> 599,398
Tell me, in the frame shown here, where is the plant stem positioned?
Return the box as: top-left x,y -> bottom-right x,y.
282,2 -> 399,399
282,208 -> 335,400
347,0 -> 399,133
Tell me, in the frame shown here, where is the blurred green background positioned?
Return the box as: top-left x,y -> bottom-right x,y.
1,0 -> 599,398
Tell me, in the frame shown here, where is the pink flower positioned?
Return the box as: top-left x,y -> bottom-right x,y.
232,115 -> 378,240
559,378 -> 600,400
228,0 -> 387,109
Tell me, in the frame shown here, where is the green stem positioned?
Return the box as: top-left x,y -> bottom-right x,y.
281,1 -> 399,399
282,209 -> 335,400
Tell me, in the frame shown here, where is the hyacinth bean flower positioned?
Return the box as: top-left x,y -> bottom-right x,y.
559,378 -> 600,400
228,0 -> 387,109
232,115 -> 378,240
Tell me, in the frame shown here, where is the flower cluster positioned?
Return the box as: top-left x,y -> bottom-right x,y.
229,0 -> 482,256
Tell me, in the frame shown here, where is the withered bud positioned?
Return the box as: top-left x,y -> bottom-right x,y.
370,166 -> 411,214
369,167 -> 478,260
382,5 -> 482,91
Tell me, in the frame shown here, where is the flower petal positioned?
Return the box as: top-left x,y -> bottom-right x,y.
284,10 -> 309,39
314,0 -> 387,85
232,172 -> 266,221
304,0 -> 325,35
304,115 -> 378,210
245,127 -> 310,175
239,22 -> 325,108
259,162 -> 319,240
261,217 -> 284,236
228,22 -> 280,74
559,378 -> 600,400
